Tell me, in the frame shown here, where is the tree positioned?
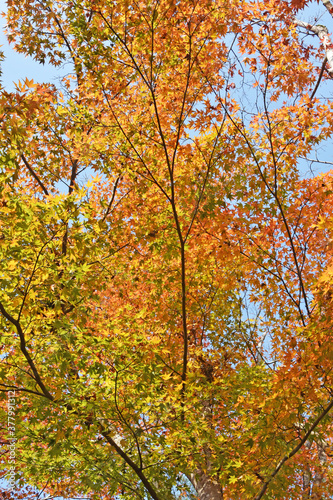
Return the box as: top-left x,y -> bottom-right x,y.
1,0 -> 333,498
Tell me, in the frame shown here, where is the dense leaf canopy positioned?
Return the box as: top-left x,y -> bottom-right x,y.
1,0 -> 333,499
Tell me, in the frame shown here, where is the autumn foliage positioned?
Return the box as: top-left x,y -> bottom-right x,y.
1,0 -> 333,498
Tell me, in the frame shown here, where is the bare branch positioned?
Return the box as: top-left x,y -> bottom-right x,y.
310,57 -> 327,100
294,18 -> 333,76
322,0 -> 333,18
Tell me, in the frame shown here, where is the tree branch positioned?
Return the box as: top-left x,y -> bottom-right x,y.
101,175 -> 120,222
0,384 -> 46,398
322,0 -> 333,18
21,154 -> 49,196
310,57 -> 327,100
254,398 -> 333,499
69,159 -> 78,195
0,302 -> 53,401
101,429 -> 162,500
294,18 -> 333,76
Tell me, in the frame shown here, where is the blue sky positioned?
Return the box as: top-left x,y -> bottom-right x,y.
0,0 -> 63,91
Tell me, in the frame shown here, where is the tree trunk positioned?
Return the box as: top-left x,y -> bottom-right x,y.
189,470 -> 223,500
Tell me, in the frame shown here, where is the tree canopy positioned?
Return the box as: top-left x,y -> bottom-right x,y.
1,0 -> 333,498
